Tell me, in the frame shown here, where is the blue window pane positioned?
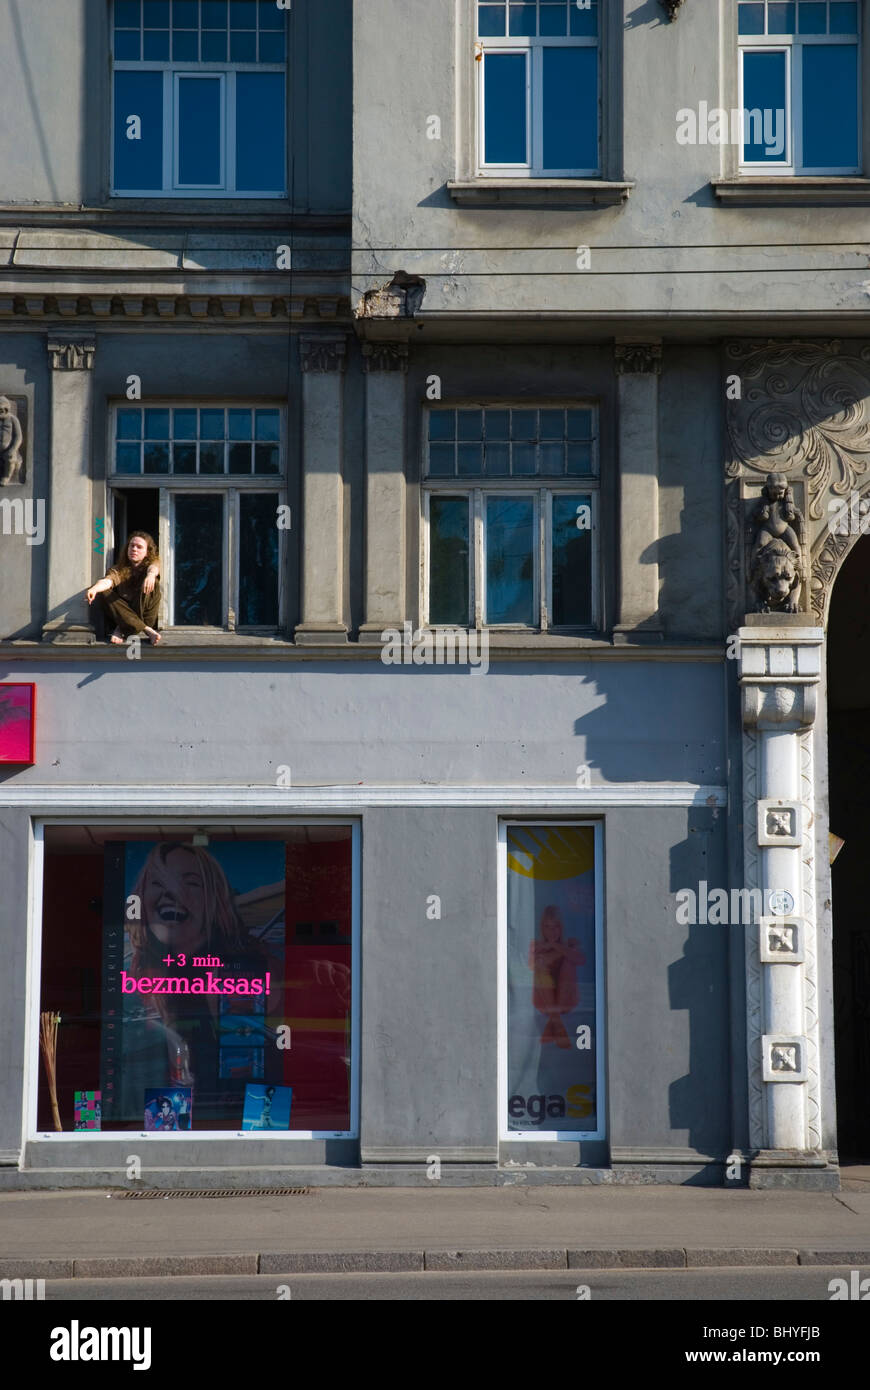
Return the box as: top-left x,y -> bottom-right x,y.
543,46 -> 598,170
768,3 -> 796,33
511,410 -> 537,439
229,442 -> 253,473
143,0 -> 170,23
429,411 -> 455,441
830,2 -> 859,33
173,31 -> 199,59
259,0 -> 285,28
113,71 -> 163,191
201,30 -> 228,60
228,408 -> 252,440
115,444 -> 141,474
173,443 -> 197,473
566,441 -> 594,474
117,409 -> 142,440
145,408 -> 170,438
486,496 -> 535,625
567,408 -> 592,438
258,31 -> 285,62
173,0 -> 199,26
230,0 -> 256,24
742,50 -> 787,161
552,495 -> 591,625
540,3 -> 568,36
485,442 -> 511,475
202,0 -> 227,23
478,3 -> 506,35
540,408 -> 565,438
802,44 -> 858,168
114,31 -> 142,60
797,1 -> 826,30
115,0 -> 141,27
485,409 -> 510,440
178,77 -> 222,183
509,3 -> 537,35
458,444 -> 484,475
200,409 -> 225,439
484,52 -> 527,162
254,444 -> 280,473
236,73 -> 285,191
738,2 -> 765,33
429,497 -> 470,626
569,0 -> 598,36
458,409 -> 483,441
230,30 -> 257,59
143,30 -> 170,59
540,442 -> 565,474
199,442 -> 225,473
512,442 -> 537,474
255,409 -> 280,441
428,443 -> 455,476
239,493 -> 279,626
173,408 -> 198,439
144,442 -> 170,473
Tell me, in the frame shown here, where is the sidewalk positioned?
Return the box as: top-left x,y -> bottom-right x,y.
2,1176 -> 870,1277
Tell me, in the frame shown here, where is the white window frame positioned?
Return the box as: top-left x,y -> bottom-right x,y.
421,402 -> 600,633
738,6 -> 861,175
497,819 -> 606,1144
476,22 -> 600,176
25,818 -> 361,1143
106,403 -> 287,634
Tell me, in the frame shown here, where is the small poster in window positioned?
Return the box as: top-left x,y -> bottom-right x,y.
242,1084 -> 292,1131
74,1091 -> 101,1131
144,1087 -> 192,1132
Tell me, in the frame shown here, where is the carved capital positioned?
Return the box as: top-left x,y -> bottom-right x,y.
47,338 -> 96,371
300,334 -> 348,373
362,342 -> 409,374
615,343 -> 662,376
738,628 -> 823,730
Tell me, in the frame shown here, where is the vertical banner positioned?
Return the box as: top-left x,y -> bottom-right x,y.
506,824 -> 598,1133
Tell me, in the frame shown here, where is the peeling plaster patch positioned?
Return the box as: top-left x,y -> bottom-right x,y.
354,270 -> 426,319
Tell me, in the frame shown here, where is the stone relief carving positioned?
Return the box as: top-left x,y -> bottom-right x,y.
659,0 -> 686,18
362,342 -> 409,373
47,339 -> 96,371
299,335 -> 348,373
0,396 -> 24,485
614,343 -> 662,375
771,1044 -> 798,1072
747,472 -> 805,612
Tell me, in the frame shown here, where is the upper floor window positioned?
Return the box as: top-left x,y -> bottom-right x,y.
476,1 -> 599,175
112,0 -> 287,196
738,1 -> 860,172
423,406 -> 599,631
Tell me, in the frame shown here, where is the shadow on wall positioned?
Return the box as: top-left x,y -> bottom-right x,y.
9,0 -> 61,201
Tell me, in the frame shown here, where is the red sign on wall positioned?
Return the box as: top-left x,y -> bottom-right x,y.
0,683 -> 35,764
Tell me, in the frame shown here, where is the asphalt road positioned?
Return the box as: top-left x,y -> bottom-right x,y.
33,1265 -> 867,1300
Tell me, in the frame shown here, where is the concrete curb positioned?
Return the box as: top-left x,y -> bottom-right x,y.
2,1248 -> 869,1279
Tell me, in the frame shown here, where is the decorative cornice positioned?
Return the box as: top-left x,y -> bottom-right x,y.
299,334 -> 348,373
660,0 -> 685,18
2,294 -> 351,323
362,342 -> 409,374
46,338 -> 95,371
614,343 -> 662,376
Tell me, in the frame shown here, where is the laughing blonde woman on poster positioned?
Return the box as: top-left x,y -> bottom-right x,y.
528,904 -> 585,1049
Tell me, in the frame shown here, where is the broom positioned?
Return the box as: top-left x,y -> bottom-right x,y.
39,1011 -> 62,1132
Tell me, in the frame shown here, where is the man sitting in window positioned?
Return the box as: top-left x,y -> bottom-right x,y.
86,531 -> 162,645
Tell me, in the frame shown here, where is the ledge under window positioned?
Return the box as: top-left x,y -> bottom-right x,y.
712,178 -> 870,207
446,179 -> 634,208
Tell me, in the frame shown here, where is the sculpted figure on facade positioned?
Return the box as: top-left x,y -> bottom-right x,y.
0,396 -> 23,485
748,472 -> 805,613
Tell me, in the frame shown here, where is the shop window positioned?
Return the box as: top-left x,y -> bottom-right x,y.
36,826 -> 356,1137
476,0 -> 600,175
109,405 -> 286,631
112,0 -> 287,195
738,0 -> 860,172
501,822 -> 603,1139
423,405 -> 599,629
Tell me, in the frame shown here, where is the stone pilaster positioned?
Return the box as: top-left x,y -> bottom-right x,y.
613,341 -> 663,643
738,624 -> 835,1186
43,337 -> 97,643
294,333 -> 349,645
359,342 -> 408,642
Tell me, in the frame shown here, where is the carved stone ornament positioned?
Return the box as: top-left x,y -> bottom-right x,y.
725,340 -> 870,626
362,342 -> 409,374
747,472 -> 805,613
762,1035 -> 807,1082
660,0 -> 685,17
0,395 -> 25,486
614,344 -> 662,376
47,338 -> 96,371
300,335 -> 348,373
759,916 -> 805,964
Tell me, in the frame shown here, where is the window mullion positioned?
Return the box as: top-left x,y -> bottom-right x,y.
227,489 -> 238,631
474,490 -> 484,629
159,488 -> 171,628
540,487 -> 549,632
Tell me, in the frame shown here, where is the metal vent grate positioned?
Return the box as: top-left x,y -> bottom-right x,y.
114,1187 -> 311,1199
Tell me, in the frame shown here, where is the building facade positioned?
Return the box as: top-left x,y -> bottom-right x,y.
0,0 -> 867,1189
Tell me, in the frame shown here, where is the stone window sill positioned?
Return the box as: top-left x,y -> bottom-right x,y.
446,179 -> 634,208
712,177 -> 870,206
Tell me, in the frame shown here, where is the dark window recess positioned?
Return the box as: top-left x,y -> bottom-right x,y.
239,493 -> 279,626
174,493 -> 224,625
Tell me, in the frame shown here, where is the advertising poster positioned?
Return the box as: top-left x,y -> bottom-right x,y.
506,824 -> 598,1134
74,1091 -> 101,1132
0,682 -> 35,763
101,840 -> 286,1129
242,1084 -> 293,1130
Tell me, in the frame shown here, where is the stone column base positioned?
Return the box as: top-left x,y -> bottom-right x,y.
358,623 -> 394,646
293,623 -> 349,647
748,1148 -> 839,1190
41,621 -> 96,645
613,625 -> 664,645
